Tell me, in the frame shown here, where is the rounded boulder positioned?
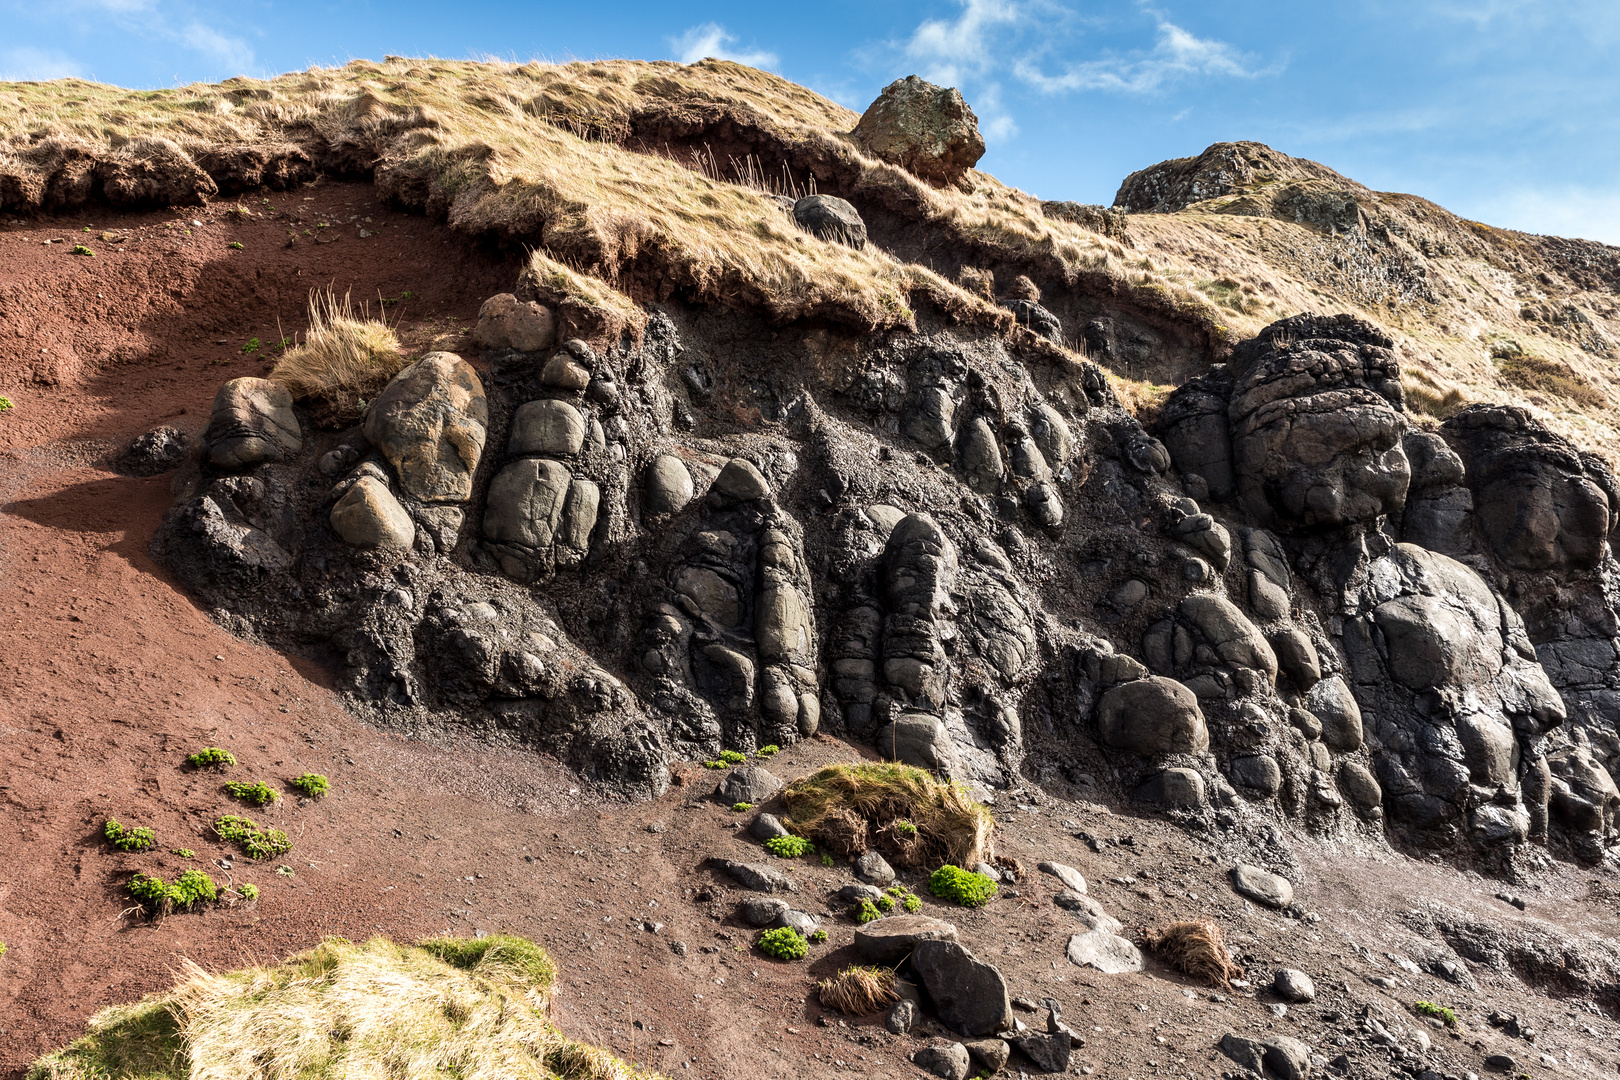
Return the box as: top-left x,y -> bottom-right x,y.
1097,676 -> 1208,756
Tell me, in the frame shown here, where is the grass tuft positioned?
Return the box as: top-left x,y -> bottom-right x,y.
26,935 -> 663,1080
1149,920 -> 1243,990
816,965 -> 897,1015
781,763 -> 994,869
268,288 -> 405,414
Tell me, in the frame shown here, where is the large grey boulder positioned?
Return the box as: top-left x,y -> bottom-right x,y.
329,475 -> 414,551
474,293 -> 556,353
507,399 -> 585,456
911,940 -> 1011,1036
1231,864 -> 1293,909
1219,1033 -> 1310,1080
711,457 -> 771,503
875,712 -> 957,771
912,1042 -> 971,1080
204,377 -> 301,469
854,850 -> 896,886
720,860 -> 795,893
363,353 -> 487,503
1014,1028 -> 1072,1073
1227,314 -> 1409,531
852,75 -> 985,189
737,896 -> 790,927
1097,676 -> 1208,755
1178,594 -> 1277,682
644,453 -> 694,515
483,458 -> 572,550
854,915 -> 958,964
792,195 -> 867,249
1065,931 -> 1144,974
1306,675 -> 1363,751
717,766 -> 782,805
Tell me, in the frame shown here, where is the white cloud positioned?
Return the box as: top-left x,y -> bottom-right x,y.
671,23 -> 778,68
181,20 -> 253,71
1016,17 -> 1264,94
905,0 -> 1023,84
0,46 -> 86,80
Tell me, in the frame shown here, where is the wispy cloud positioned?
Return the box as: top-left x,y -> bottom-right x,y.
905,0 -> 1024,85
181,21 -> 253,70
1016,17 -> 1268,94
0,46 -> 86,80
1466,186 -> 1620,246
671,23 -> 778,68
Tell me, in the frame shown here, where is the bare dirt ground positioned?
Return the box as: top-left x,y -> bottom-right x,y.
2,188 -> 1619,1080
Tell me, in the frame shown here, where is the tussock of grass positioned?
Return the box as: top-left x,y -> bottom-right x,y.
780,763 -> 993,869
1404,370 -> 1468,420
27,935 -> 661,1080
817,965 -> 897,1015
1496,352 -> 1606,409
1149,920 -> 1243,990
269,288 -> 405,412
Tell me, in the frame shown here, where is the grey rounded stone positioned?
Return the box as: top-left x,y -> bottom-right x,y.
712,458 -> 771,503
1274,968 -> 1316,1003
852,75 -> 985,189
1308,675 -> 1364,751
329,476 -> 414,551
721,860 -> 795,893
474,293 -> 556,353
1136,768 -> 1207,809
1230,754 -> 1283,795
854,850 -> 896,886
539,353 -> 590,390
912,1042 -> 970,1080
1097,676 -> 1208,755
738,896 -> 790,927
363,353 -> 487,503
772,909 -> 819,936
964,1038 -> 1011,1074
912,940 -> 1012,1036
792,194 -> 868,248
508,399 -> 585,456
854,915 -> 959,965
717,766 -> 782,805
836,882 -> 885,904
886,998 -> 917,1035
1269,627 -> 1321,690
1336,761 -> 1383,811
204,377 -> 301,469
749,813 -> 791,840
645,454 -> 694,515
1065,930 -> 1144,974
1231,864 -> 1294,909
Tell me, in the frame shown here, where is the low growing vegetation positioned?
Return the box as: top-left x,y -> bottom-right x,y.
289,773 -> 330,798
763,835 -> 813,859
269,288 -> 406,413
224,780 -> 279,807
755,927 -> 808,961
128,869 -> 217,915
103,819 -> 156,853
214,815 -> 291,860
1415,1000 -> 1458,1026
928,865 -> 998,908
27,935 -> 659,1080
1149,921 -> 1244,989
185,748 -> 235,769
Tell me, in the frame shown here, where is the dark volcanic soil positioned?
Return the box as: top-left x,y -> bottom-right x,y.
2,189 -> 1619,1080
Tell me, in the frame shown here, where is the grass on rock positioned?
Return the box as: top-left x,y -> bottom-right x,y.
781,762 -> 994,869
269,288 -> 406,412
26,935 -> 662,1080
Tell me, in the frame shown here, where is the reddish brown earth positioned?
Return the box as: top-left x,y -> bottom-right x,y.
2,187 -> 1619,1080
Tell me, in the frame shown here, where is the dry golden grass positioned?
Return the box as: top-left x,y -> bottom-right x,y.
816,966 -> 899,1015
1149,921 -> 1243,990
781,762 -> 993,869
269,288 -> 404,411
27,935 -> 663,1080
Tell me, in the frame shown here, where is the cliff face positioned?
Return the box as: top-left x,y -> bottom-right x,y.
6,60 -> 1619,875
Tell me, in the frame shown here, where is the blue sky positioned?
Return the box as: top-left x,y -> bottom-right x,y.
4,0 -> 1618,244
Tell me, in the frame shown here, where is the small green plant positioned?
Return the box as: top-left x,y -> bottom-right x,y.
902,893 -> 923,913
756,744 -> 780,758
241,337 -> 260,354
380,290 -> 416,305
809,929 -> 828,944
719,750 -> 746,765
225,780 -> 279,806
71,244 -> 94,256
820,852 -> 834,866
275,864 -> 295,876
228,241 -> 244,250
764,835 -> 813,858
876,895 -> 895,913
756,927 -> 808,961
929,865 -> 998,908
186,747 -> 236,768
128,868 -> 216,912
274,336 -> 294,351
0,941 -> 6,958
852,899 -> 881,924
0,397 -> 13,410
289,773 -> 330,798
215,815 -> 291,859
239,883 -> 260,901
170,848 -> 195,859
702,759 -> 727,769
1415,1000 -> 1458,1026
104,819 -> 156,853
893,819 -> 918,837
731,802 -> 753,812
